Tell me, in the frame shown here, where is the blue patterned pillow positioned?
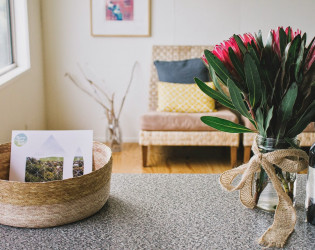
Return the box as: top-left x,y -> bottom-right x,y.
154,58 -> 209,84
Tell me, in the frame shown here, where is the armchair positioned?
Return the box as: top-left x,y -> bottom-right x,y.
139,45 -> 240,167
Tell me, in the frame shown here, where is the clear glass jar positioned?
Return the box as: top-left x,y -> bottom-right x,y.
254,135 -> 299,212
305,143 -> 315,224
106,118 -> 122,152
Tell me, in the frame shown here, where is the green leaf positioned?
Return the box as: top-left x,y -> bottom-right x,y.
244,53 -> 262,108
195,78 -> 235,110
279,27 -> 287,57
233,35 -> 247,54
305,36 -> 315,57
295,38 -> 305,82
264,106 -> 274,135
288,100 -> 315,137
285,138 -> 300,149
285,35 -> 301,70
261,70 -> 273,92
262,32 -> 274,66
265,31 -> 273,51
255,30 -> 264,49
208,66 -> 229,98
204,50 -> 232,86
287,27 -> 292,43
256,107 -> 265,137
260,81 -> 267,107
200,116 -> 254,133
227,78 -> 252,121
302,32 -> 307,44
277,82 -> 298,139
247,44 -> 260,68
228,47 -> 245,81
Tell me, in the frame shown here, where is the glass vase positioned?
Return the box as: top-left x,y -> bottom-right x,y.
106,118 -> 122,152
254,135 -> 298,212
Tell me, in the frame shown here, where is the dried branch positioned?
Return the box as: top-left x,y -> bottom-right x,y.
65,73 -> 110,111
77,63 -> 112,104
117,61 -> 139,119
66,61 -> 138,125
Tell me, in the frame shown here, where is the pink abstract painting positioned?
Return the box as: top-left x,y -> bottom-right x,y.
106,0 -> 134,21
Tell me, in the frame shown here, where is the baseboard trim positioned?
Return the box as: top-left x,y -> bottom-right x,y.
94,137 -> 138,143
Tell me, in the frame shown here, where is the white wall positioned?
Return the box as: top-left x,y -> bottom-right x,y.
41,0 -> 315,142
0,0 -> 46,143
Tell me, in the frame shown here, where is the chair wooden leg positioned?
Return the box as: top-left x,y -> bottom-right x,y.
243,146 -> 251,163
142,145 -> 148,167
230,146 -> 238,168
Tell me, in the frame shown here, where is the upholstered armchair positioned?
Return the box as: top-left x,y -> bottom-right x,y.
139,45 -> 240,167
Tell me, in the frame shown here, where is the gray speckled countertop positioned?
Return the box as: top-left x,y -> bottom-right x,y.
1,174 -> 315,250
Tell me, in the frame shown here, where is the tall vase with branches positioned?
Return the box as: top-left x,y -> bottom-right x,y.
65,61 -> 138,152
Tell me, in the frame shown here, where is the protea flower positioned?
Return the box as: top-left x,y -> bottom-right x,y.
202,33 -> 257,80
240,33 -> 257,47
196,26 -> 315,140
271,26 -> 302,59
305,38 -> 315,72
194,26 -> 315,249
212,39 -> 236,73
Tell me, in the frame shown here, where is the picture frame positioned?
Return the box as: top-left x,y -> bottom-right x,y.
90,0 -> 151,37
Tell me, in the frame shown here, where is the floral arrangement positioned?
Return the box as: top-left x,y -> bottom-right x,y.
196,27 -> 315,248
197,27 -> 315,140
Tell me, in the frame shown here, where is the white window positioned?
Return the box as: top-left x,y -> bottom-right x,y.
0,0 -> 14,75
0,0 -> 30,86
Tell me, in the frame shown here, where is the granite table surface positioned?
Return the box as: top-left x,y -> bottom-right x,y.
1,174 -> 315,250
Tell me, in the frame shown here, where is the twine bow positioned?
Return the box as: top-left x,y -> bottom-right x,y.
220,138 -> 308,248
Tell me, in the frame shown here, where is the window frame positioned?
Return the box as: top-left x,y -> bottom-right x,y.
0,0 -> 30,86
0,0 -> 15,75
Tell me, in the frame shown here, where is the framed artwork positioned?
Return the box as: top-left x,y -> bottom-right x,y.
90,0 -> 151,37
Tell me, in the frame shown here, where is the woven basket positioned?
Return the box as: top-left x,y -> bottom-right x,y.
0,141 -> 112,228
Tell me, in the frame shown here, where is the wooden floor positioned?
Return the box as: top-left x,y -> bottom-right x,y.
111,143 -> 308,174
112,143 -> 244,174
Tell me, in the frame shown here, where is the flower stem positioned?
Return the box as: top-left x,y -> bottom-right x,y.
244,94 -> 258,129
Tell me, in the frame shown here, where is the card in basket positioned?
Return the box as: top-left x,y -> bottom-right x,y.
9,130 -> 93,182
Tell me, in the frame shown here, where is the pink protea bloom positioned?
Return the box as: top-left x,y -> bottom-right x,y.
285,27 -> 302,40
272,28 -> 281,59
305,39 -> 315,72
203,33 -> 256,66
212,43 -> 234,72
202,54 -> 208,65
272,27 -> 302,59
203,34 -> 256,79
240,33 -> 257,48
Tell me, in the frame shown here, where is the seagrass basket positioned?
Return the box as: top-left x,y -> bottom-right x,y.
0,141 -> 112,228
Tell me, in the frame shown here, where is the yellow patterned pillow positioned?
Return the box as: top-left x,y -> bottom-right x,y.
157,81 -> 216,112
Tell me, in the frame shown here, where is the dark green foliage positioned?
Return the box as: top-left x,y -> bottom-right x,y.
194,77 -> 235,110
244,53 -> 262,108
197,28 -> 315,141
204,50 -> 232,86
200,116 -> 254,133
228,47 -> 245,81
227,78 -> 254,125
208,66 -> 229,97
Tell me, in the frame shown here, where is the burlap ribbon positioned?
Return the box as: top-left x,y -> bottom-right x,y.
220,138 -> 308,248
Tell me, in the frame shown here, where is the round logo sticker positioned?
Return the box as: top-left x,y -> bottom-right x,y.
14,133 -> 28,147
